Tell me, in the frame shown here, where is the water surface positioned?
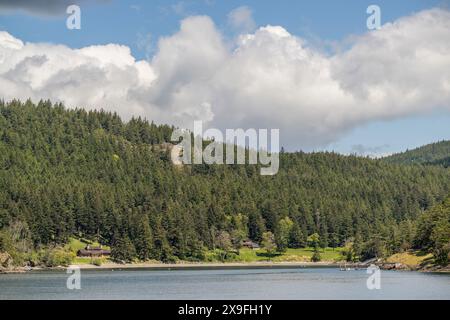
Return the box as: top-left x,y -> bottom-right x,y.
0,268 -> 449,299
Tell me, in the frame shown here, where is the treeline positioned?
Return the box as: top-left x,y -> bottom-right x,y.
414,196 -> 450,265
385,140 -> 450,166
1,100 -> 450,265
338,195 -> 450,265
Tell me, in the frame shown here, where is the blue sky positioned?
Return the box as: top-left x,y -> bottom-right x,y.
0,0 -> 449,155
1,0 -> 445,58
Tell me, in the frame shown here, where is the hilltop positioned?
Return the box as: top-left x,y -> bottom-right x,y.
384,140 -> 450,167
0,100 -> 449,268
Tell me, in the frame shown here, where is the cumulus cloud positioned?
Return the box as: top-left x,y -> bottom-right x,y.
0,31 -> 156,117
0,8 -> 449,149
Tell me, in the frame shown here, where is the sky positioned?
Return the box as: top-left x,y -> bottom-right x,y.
0,0 -> 449,155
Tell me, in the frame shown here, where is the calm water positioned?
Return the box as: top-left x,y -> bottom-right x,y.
0,268 -> 449,300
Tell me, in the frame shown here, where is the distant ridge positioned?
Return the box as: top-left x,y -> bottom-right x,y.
1,100 -> 450,265
384,140 -> 450,167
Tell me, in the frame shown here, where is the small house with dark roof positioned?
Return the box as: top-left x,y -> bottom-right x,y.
242,240 -> 260,250
77,245 -> 111,257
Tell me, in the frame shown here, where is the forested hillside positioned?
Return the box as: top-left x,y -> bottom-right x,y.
1,100 -> 450,265
414,196 -> 450,266
384,140 -> 450,166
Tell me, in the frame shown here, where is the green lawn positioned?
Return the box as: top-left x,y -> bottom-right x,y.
64,237 -> 110,253
209,247 -> 345,263
66,237 -> 344,264
385,250 -> 433,267
72,256 -> 94,264
64,238 -> 86,253
274,247 -> 345,262
65,238 -> 111,265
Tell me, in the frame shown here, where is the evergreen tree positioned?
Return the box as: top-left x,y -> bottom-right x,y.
261,232 -> 276,255
111,235 -> 136,263
311,246 -> 321,262
275,217 -> 293,252
289,223 -> 306,248
0,100 -> 449,265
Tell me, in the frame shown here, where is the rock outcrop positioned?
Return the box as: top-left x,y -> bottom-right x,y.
377,262 -> 409,270
0,251 -> 13,271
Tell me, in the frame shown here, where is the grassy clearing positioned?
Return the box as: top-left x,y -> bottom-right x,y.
64,238 -> 110,253
385,251 -> 433,267
67,237 -> 344,265
210,247 -> 345,263
274,248 -> 344,262
64,238 -> 86,253
65,238 -> 111,265
72,256 -> 108,265
72,256 -> 93,264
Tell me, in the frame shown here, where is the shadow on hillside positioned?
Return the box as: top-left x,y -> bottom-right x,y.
256,252 -> 281,258
415,250 -> 430,257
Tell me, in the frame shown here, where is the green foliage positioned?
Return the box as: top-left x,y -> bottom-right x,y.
230,229 -> 246,251
205,249 -> 239,262
261,232 -> 276,254
0,222 -> 32,266
91,258 -> 103,266
248,213 -> 265,243
215,231 -> 232,251
275,217 -> 293,252
38,248 -> 75,267
311,247 -> 321,262
288,223 -> 306,248
384,140 -> 450,166
111,235 -> 136,263
359,235 -> 386,260
341,240 -> 358,262
431,221 -> 450,265
414,197 -> 450,265
384,141 -> 450,167
130,214 -> 154,261
1,100 -> 450,265
0,230 -> 12,253
307,233 -> 320,248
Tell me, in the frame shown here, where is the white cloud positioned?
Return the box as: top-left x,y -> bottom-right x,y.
171,1 -> 189,16
136,32 -> 153,59
0,31 -> 156,116
227,6 -> 256,33
350,144 -> 391,158
0,8 -> 450,149
332,8 -> 450,120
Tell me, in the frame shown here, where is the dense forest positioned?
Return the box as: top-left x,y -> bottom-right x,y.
0,100 -> 449,266
385,140 -> 450,166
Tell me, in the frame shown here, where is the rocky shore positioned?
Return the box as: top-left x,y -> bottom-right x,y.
2,256 -> 448,274
1,260 -> 347,273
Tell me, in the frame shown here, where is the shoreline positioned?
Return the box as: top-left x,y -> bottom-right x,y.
2,260 -> 449,274
73,261 -> 345,271
2,261 -> 352,273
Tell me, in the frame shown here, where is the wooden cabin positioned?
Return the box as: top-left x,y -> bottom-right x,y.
242,240 -> 260,250
77,245 -> 111,257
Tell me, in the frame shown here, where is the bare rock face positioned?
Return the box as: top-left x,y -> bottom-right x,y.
0,251 -> 13,270
394,262 -> 408,270
378,262 -> 408,270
